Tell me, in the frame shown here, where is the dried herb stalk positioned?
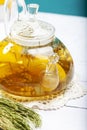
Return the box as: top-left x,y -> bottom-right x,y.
0,98 -> 41,130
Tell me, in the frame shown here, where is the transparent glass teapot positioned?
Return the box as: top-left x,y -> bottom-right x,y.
0,1 -> 74,101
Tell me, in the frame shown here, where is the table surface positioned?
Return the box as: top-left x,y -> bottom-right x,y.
0,12 -> 87,130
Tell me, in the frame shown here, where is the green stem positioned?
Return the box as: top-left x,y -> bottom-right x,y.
0,98 -> 41,130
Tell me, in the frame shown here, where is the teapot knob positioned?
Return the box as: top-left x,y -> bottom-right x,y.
27,3 -> 39,20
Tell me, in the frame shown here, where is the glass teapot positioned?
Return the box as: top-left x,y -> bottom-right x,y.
0,1 -> 74,101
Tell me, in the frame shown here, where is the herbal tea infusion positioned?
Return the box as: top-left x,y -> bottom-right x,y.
0,37 -> 73,98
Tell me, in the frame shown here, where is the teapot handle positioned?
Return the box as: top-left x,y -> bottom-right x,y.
17,0 -> 27,18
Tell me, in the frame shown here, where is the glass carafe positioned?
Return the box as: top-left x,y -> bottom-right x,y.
4,0 -> 27,35
0,2 -> 74,101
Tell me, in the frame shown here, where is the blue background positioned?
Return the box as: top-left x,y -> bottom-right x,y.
25,0 -> 86,17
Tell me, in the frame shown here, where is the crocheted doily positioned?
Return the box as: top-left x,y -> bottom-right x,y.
24,75 -> 87,110
0,75 -> 87,110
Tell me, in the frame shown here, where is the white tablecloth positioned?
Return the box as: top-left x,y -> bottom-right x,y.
0,12 -> 87,130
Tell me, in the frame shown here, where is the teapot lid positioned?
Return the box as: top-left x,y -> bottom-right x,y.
10,4 -> 55,46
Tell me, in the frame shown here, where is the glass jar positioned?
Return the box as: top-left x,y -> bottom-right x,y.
0,2 -> 74,101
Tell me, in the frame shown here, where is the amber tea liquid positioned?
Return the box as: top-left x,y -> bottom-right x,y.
0,38 -> 73,98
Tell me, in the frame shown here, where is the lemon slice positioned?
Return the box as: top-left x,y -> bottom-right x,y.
57,64 -> 66,81
0,0 -> 4,4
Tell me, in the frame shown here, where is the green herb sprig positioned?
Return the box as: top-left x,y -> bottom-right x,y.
0,98 -> 41,130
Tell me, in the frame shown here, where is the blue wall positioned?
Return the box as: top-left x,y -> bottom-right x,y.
25,0 -> 86,17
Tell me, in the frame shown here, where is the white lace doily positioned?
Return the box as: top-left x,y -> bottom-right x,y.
24,76 -> 87,110
0,75 -> 87,110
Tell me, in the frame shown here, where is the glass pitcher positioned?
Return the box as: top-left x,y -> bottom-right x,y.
4,0 -> 27,35
0,1 -> 74,101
